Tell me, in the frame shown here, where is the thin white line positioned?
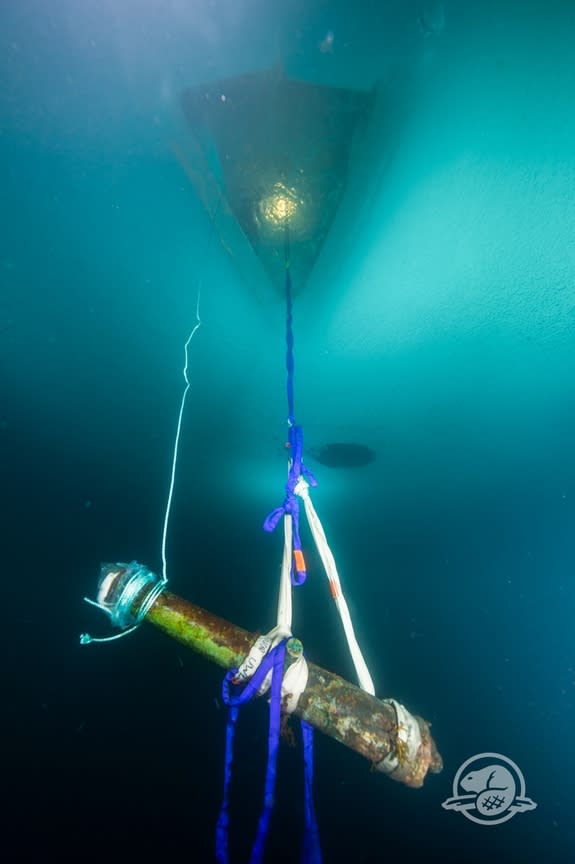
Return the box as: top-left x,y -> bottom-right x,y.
161,289 -> 202,583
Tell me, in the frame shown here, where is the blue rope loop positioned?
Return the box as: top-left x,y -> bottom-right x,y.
216,640 -> 288,864
263,424 -> 317,585
216,643 -> 322,864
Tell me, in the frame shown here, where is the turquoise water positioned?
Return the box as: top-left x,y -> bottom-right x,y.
2,1 -> 574,861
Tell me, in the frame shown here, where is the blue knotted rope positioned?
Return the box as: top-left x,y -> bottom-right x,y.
216,229 -> 322,864
263,240 -> 317,585
216,641 -> 288,864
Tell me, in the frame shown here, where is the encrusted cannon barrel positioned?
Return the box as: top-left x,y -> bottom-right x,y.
86,562 -> 442,788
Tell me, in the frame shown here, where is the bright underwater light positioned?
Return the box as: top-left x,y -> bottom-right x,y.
259,181 -> 302,233
180,69 -> 374,289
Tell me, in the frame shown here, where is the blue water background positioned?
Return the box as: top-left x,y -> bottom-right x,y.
2,1 -> 574,861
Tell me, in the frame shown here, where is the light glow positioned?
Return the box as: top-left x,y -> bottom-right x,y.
259,181 -> 300,228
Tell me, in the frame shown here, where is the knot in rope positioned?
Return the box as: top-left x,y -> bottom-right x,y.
263,424 -> 317,584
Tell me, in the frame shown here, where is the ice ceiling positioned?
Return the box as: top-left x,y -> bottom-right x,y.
173,4 -> 575,525
2,1 -> 574,534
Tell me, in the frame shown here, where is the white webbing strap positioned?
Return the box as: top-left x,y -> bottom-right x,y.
235,513 -> 295,689
280,648 -> 309,713
233,511 -> 309,715
238,624 -> 308,714
377,699 -> 422,777
276,512 -> 294,633
295,477 -> 375,696
233,466 -> 376,712
272,512 -> 310,711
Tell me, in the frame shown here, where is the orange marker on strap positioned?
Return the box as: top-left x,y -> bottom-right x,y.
328,580 -> 340,600
293,548 -> 306,573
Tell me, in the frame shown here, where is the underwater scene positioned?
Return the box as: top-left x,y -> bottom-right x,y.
2,1 -> 574,862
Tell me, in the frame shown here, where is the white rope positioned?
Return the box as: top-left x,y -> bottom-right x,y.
160,290 -> 201,583
234,465 -> 375,712
281,650 -> 309,713
276,514 -> 294,633
295,476 -> 375,696
232,510 -> 310,712
272,514 -> 310,710
377,699 -> 422,777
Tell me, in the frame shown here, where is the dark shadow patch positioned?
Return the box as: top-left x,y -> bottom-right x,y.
308,442 -> 376,469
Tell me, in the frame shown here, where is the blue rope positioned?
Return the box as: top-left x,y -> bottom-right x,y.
263,244 -> 317,585
248,642 -> 286,864
216,642 -> 288,864
301,720 -> 322,864
217,231 -> 322,864
285,255 -> 295,426
215,705 -> 238,864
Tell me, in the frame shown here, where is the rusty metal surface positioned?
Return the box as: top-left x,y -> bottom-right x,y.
146,591 -> 254,669
143,590 -> 442,788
